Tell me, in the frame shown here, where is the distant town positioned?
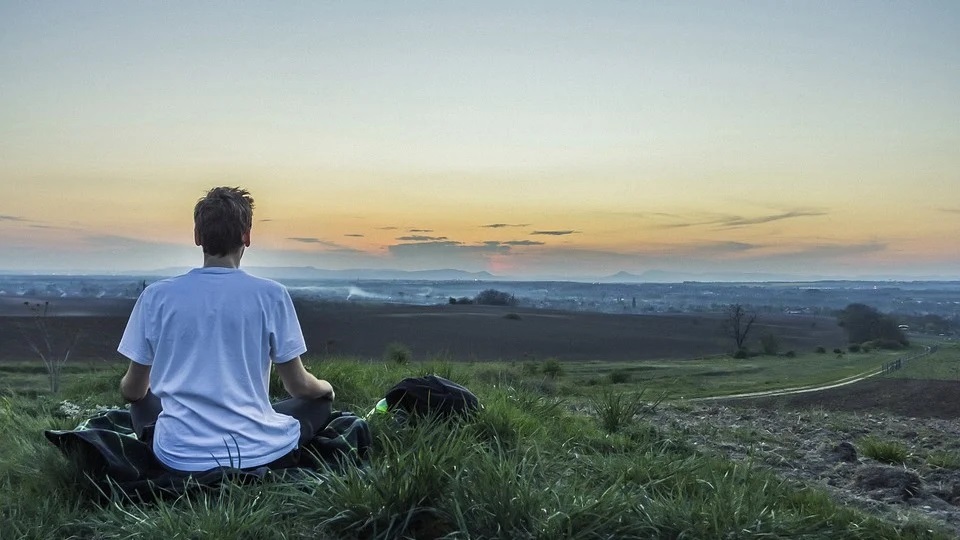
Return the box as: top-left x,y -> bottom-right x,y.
1,273 -> 957,336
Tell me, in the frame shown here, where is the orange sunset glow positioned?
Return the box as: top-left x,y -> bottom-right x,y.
1,2 -> 958,280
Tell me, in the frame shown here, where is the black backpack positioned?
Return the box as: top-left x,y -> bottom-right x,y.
384,375 -> 480,418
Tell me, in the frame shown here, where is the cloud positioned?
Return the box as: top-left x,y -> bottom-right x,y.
344,233 -> 365,237
717,210 -> 828,228
258,218 -> 275,222
501,240 -> 545,246
408,228 -> 433,233
684,241 -> 760,256
481,223 -> 529,228
0,232 -> 200,272
288,237 -> 328,244
767,241 -> 887,260
477,239 -> 883,278
0,216 -> 80,231
287,237 -> 362,252
655,210 -> 827,230
531,230 -> 580,236
388,240 -> 510,257
396,235 -> 448,242
475,240 -> 544,247
939,208 -> 960,215
378,226 -> 399,230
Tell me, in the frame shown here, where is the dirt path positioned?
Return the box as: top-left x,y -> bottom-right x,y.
691,345 -> 936,402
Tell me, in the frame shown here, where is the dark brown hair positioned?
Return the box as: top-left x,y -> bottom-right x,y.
193,187 -> 255,256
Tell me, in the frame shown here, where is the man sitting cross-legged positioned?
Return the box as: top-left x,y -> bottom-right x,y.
118,186 -> 334,473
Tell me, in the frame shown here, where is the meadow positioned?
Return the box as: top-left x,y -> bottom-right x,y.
2,343 -> 955,539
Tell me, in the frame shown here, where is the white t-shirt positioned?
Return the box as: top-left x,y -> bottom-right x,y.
118,267 -> 306,472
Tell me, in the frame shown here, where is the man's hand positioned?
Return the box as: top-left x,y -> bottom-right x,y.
275,356 -> 335,401
120,361 -> 151,402
314,378 -> 336,401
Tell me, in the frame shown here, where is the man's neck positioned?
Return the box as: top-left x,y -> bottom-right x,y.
202,250 -> 243,269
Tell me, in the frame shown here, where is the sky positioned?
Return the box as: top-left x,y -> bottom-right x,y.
1,1 -> 958,280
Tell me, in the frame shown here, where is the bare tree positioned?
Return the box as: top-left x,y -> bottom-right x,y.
19,301 -> 81,394
725,303 -> 757,351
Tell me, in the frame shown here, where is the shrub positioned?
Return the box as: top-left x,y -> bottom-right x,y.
608,370 -> 631,384
847,344 -> 861,353
815,346 -> 826,354
384,342 -> 412,365
503,313 -> 522,320
860,436 -> 910,464
783,350 -> 796,358
591,390 -> 661,433
17,302 -> 81,394
474,289 -> 517,306
927,451 -> 960,470
542,358 -> 563,379
833,348 -> 843,354
733,348 -> 749,359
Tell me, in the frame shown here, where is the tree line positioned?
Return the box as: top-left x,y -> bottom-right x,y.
724,302 -> 910,357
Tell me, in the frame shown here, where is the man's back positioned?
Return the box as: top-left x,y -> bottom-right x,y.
119,267 -> 305,471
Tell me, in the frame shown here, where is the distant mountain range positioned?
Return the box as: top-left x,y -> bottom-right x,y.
2,265 -> 956,283
595,270 -> 826,283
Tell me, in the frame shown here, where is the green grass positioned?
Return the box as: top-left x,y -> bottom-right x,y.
560,347 -> 905,399
888,342 -> 960,380
0,358 -> 954,539
926,450 -> 960,470
591,389 -> 660,433
860,436 -> 911,465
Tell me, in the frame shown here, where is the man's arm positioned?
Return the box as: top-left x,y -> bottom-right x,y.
120,361 -> 151,402
275,356 -> 335,400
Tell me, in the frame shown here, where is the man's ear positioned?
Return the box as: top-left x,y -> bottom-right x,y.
194,229 -> 202,247
242,229 -> 251,247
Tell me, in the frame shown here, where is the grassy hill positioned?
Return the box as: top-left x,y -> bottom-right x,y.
2,350 -> 955,539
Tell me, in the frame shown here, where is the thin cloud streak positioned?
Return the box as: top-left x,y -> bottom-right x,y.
718,211 -> 828,228
287,237 -> 363,252
479,240 -> 544,247
396,235 -> 448,242
531,230 -> 579,236
655,210 -> 827,230
487,239 -> 893,278
481,223 -> 529,228
762,241 -> 887,260
501,240 -> 545,246
288,237 -> 327,244
388,240 -> 510,258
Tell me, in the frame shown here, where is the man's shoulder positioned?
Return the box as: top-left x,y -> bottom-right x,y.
142,269 -> 290,299
139,275 -> 179,295
238,271 -> 288,293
